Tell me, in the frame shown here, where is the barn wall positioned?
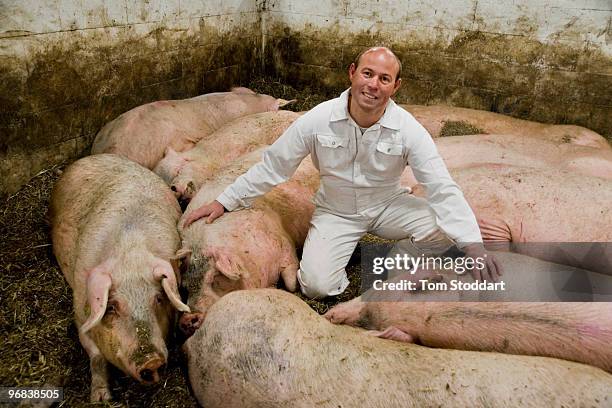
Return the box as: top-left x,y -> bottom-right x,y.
264,0 -> 612,139
0,0 -> 262,196
2,1 -> 611,195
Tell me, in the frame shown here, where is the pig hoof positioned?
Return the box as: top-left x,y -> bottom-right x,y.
180,312 -> 204,337
91,386 -> 111,402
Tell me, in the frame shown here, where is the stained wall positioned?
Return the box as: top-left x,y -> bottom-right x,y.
2,1 -> 611,195
0,0 -> 262,195
264,0 -> 612,139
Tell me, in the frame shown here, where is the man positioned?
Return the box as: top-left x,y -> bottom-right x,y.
183,46 -> 502,299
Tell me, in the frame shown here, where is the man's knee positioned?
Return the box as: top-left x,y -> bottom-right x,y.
396,228 -> 456,258
297,265 -> 348,299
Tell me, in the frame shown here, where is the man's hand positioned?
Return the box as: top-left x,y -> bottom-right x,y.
182,200 -> 226,228
462,243 -> 503,282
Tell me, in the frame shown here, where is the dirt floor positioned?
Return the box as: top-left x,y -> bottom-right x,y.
0,77 -> 375,407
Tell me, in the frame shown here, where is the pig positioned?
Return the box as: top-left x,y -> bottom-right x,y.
49,154 -> 190,401
185,288 -> 612,408
400,104 -> 611,150
433,133 -> 612,180
153,110 -> 301,202
178,147 -> 319,336
91,87 -> 295,169
326,250 -> 612,373
402,165 -> 612,273
402,165 -> 612,242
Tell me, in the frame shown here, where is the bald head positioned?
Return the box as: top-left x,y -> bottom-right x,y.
353,47 -> 402,81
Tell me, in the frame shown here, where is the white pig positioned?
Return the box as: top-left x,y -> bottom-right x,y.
49,154 -> 190,401
178,147 -> 319,336
186,289 -> 612,408
91,87 -> 294,169
153,110 -> 300,202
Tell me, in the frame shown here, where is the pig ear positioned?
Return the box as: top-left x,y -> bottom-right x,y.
173,248 -> 192,260
80,264 -> 113,334
154,261 -> 191,313
276,98 -> 297,108
212,251 -> 249,281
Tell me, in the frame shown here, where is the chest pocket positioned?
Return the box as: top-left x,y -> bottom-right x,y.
364,140 -> 405,181
376,142 -> 403,156
315,134 -> 350,171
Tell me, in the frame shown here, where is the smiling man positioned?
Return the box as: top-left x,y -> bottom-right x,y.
184,46 -> 501,298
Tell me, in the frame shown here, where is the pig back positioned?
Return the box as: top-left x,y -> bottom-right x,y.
400,104 -> 610,149
164,110 -> 302,199
187,289 -> 612,408
50,154 -> 181,286
452,165 -> 612,242
253,156 -> 318,246
91,90 -> 282,169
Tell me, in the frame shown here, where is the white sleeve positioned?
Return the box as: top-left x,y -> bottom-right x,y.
216,119 -> 311,211
407,126 -> 483,247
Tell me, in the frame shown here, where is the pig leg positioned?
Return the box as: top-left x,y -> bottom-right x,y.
324,296 -> 365,326
280,263 -> 298,292
78,331 -> 111,401
279,241 -> 299,292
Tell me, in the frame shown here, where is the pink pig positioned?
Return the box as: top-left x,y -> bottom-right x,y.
49,154 -> 190,401
400,104 -> 610,149
326,251 -> 612,373
153,110 -> 300,203
178,147 -> 319,336
91,87 -> 294,169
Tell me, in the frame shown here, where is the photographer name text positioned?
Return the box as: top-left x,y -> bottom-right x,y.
372,279 -> 506,291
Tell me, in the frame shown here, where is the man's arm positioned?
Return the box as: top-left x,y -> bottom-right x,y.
406,124 -> 502,281
407,129 -> 481,245
183,119 -> 311,227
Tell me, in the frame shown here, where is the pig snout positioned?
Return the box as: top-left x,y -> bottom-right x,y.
171,182 -> 195,210
169,184 -> 182,200
179,312 -> 205,338
137,356 -> 165,383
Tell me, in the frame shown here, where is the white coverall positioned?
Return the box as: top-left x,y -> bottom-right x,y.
216,89 -> 483,298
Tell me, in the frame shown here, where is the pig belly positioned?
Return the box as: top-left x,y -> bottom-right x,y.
186,289 -> 612,408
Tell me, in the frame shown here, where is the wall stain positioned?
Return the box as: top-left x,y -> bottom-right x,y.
2,14 -> 611,196
0,21 -> 260,196
265,21 -> 611,144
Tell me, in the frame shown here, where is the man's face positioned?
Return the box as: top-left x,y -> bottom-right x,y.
348,49 -> 401,114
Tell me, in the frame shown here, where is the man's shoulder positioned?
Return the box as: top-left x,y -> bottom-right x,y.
389,101 -> 432,139
389,100 -> 422,126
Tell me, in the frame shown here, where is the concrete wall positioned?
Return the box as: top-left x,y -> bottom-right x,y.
0,0 -> 262,195
264,0 -> 612,140
1,0 -> 611,195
